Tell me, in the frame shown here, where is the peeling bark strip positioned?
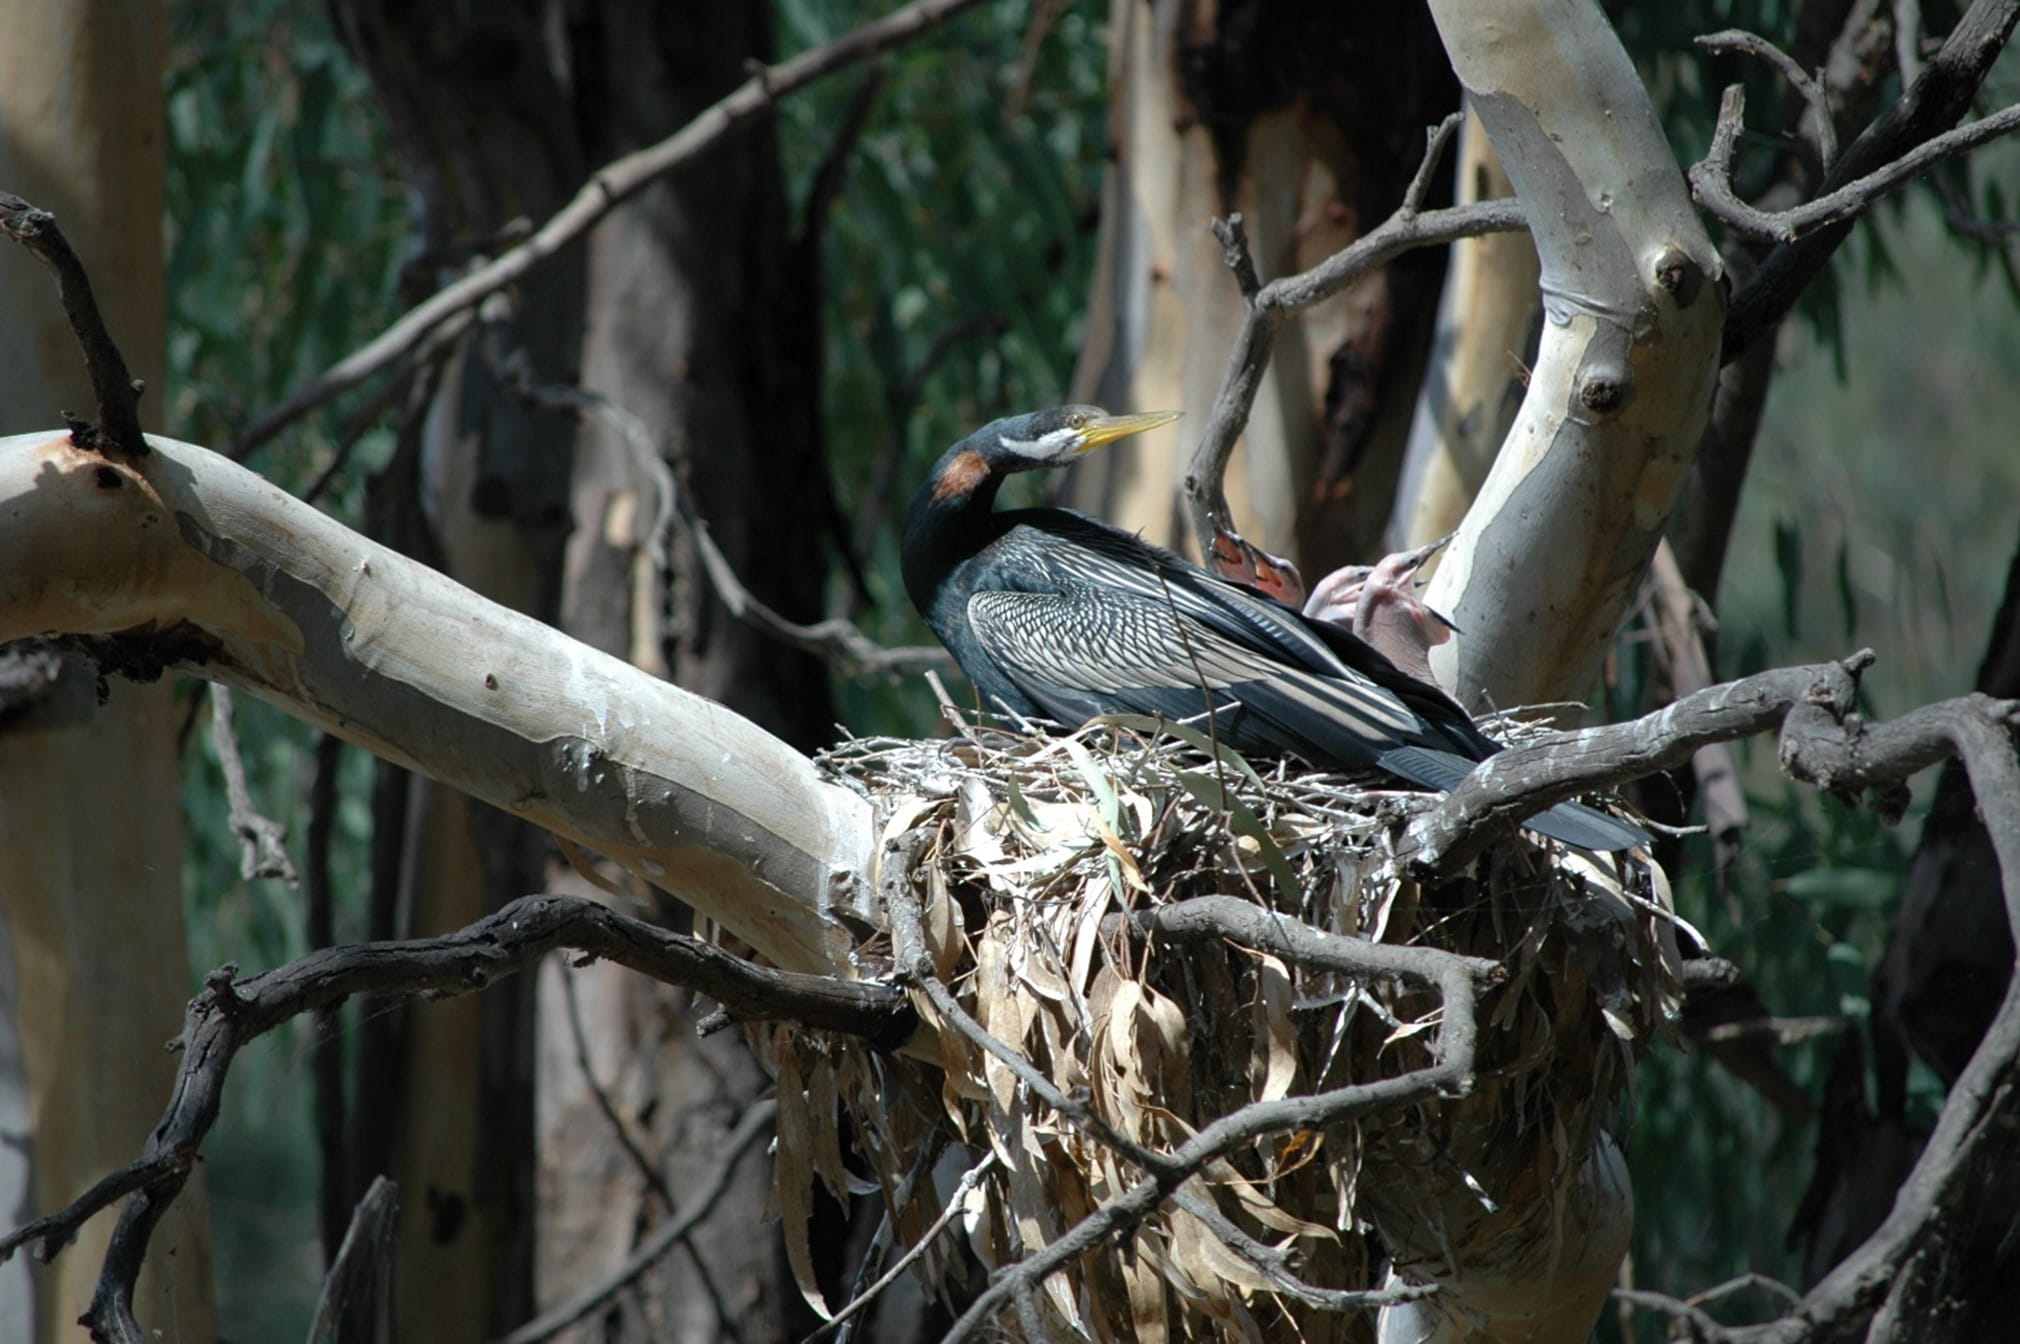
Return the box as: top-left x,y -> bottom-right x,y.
0,431 -> 874,974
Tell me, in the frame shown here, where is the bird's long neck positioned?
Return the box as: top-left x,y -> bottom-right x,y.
901,446 -> 1007,615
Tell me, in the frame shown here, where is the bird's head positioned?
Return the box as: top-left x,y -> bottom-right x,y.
970,405 -> 1181,472
926,406 -> 1180,507
1302,534 -> 1461,686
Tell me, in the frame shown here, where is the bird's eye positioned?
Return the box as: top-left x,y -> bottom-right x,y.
1068,411 -> 1089,429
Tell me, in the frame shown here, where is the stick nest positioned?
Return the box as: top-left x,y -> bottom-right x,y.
760,714 -> 1683,1340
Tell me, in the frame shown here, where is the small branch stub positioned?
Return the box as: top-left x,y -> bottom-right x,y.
0,192 -> 148,461
1575,367 -> 1630,415
1654,245 -> 1706,307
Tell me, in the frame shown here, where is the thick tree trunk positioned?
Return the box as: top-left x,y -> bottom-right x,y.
1422,0 -> 1724,713
0,3 -> 215,1338
1372,3 -> 1723,1338
327,4 -> 587,1334
542,5 -> 834,1338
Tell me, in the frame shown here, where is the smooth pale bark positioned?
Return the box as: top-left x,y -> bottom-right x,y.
1390,3 -> 1723,1340
0,2 -> 214,1338
0,431 -> 875,977
1423,0 -> 1725,711
1389,110 -> 1538,549
1069,0 -> 1248,550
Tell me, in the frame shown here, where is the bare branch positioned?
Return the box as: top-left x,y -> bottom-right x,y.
1753,992 -> 2020,1341
309,1176 -> 398,1344
499,359 -> 951,678
1168,1187 -> 1435,1312
1781,691 -> 2020,944
1693,87 -> 2020,243
300,306 -> 471,508
1613,1284 -> 1745,1342
0,192 -> 148,460
1408,654 -> 1876,870
1724,0 -> 2020,356
1184,214 -> 1270,548
1128,893 -> 1501,990
1697,29 -> 1838,169
1697,1272 -> 1805,1313
800,1154 -> 997,1344
228,0 -> 986,460
1404,111 -> 1467,211
0,896 -> 909,1339
1183,191 -> 1527,557
1607,676 -> 2020,1343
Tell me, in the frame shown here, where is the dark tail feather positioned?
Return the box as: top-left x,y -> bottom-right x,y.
1378,746 -> 1649,853
1516,797 -> 1651,852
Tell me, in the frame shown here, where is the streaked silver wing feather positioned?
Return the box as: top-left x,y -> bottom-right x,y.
967,586 -> 1426,752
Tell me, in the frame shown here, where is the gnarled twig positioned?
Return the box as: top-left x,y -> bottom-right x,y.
1183,114 -> 1523,558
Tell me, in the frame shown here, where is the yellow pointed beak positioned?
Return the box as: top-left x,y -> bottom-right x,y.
1078,409 -> 1180,452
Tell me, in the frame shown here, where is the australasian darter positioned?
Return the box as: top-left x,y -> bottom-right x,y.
900,406 -> 1647,852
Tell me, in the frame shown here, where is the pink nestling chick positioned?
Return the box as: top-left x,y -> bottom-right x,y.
1208,527 -> 1306,607
1301,534 -> 1459,685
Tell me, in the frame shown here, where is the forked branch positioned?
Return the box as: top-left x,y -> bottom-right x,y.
229,0 -> 988,460
1182,112 -> 1525,558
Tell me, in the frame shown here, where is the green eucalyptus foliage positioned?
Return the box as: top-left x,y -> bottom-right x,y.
1607,6 -> 2020,1330
166,0 -> 406,507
